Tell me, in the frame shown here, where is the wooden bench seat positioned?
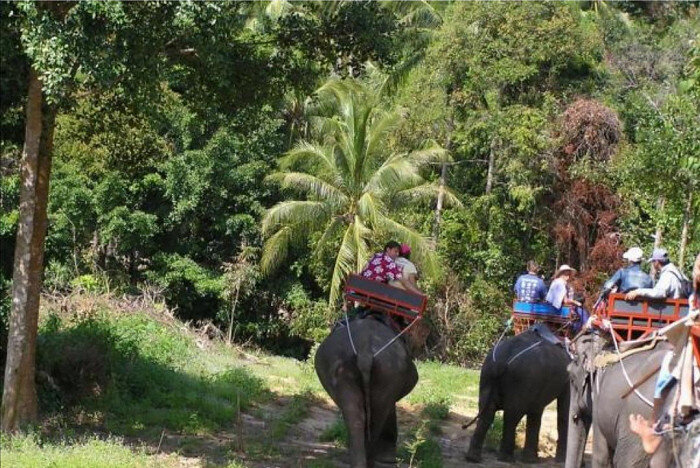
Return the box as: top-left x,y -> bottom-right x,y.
344,274 -> 426,321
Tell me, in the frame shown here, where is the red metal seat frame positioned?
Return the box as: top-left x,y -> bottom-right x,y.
603,293 -> 690,341
344,274 -> 426,322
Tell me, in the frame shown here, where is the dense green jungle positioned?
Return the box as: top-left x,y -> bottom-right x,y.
1,1 -> 698,367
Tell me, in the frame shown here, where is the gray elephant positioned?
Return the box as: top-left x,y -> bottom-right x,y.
465,326 -> 571,463
315,316 -> 418,468
565,332 -> 673,468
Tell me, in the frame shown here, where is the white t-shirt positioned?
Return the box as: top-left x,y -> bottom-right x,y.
395,257 -> 418,277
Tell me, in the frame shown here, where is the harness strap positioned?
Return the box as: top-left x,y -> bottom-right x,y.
609,327 -> 654,407
507,340 -> 541,365
345,311 -> 358,356
372,317 -> 420,358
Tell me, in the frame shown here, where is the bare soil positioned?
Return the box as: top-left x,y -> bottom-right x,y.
151,395 -> 589,467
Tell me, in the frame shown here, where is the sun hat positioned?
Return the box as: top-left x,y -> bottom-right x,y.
647,248 -> 669,263
400,243 -> 411,256
554,264 -> 576,278
622,247 -> 644,263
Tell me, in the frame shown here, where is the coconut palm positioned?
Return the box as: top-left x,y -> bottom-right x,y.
261,77 -> 459,304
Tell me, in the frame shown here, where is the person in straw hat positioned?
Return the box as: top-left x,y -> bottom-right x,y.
601,246 -> 653,297
545,264 -> 582,310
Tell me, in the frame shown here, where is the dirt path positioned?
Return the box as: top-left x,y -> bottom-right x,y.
224,397 -> 587,467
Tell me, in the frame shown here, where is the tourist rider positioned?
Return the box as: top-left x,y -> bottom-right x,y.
361,241 -> 419,294
514,260 -> 547,302
546,265 -> 582,310
546,265 -> 588,331
601,247 -> 653,297
629,252 -> 700,456
391,243 -> 422,293
625,248 -> 690,300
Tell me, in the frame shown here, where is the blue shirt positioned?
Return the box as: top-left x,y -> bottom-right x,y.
602,263 -> 653,294
514,273 -> 547,302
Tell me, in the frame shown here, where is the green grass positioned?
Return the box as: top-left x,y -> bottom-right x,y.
319,416 -> 348,447
409,361 -> 479,413
0,433 -> 177,468
21,297 -> 488,467
268,391 -> 314,440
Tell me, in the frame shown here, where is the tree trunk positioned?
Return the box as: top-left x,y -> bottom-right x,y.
227,280 -> 241,345
433,162 -> 448,240
651,196 -> 665,280
485,138 -> 496,194
2,69 -> 56,432
434,113 -> 454,240
678,189 -> 694,272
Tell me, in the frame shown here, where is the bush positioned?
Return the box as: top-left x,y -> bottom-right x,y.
146,253 -> 225,322
36,310 -> 270,436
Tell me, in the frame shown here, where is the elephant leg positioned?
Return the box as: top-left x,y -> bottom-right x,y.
591,422 -> 612,468
522,410 -> 542,463
335,383 -> 368,468
465,402 -> 496,462
499,410 -> 522,462
372,405 -> 397,465
555,389 -> 570,462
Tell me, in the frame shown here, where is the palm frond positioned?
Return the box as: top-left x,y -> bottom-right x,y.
328,224 -> 357,305
365,109 -> 404,166
281,141 -> 338,176
392,182 -> 463,209
260,226 -> 292,275
357,191 -> 385,228
261,200 -> 330,237
364,156 -> 424,195
352,215 -> 371,272
267,172 -> 349,205
407,143 -> 450,167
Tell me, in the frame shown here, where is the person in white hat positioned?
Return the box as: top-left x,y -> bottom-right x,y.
545,264 -> 581,310
600,246 -> 653,297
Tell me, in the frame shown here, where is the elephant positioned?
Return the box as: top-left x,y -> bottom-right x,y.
465,326 -> 571,463
565,332 -> 674,468
315,316 -> 418,468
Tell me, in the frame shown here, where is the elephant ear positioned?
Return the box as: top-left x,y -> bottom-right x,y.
405,320 -> 429,356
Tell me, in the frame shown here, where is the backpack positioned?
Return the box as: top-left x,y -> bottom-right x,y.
668,269 -> 693,298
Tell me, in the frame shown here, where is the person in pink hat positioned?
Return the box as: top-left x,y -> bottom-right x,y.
391,243 -> 422,293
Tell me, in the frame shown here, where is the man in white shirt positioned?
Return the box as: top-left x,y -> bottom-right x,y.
391,243 -> 422,293
625,248 -> 690,300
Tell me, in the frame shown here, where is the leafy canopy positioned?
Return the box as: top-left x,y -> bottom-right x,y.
261,77 -> 456,304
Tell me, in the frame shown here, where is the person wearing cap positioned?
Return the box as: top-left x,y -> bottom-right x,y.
601,247 -> 653,297
391,243 -> 422,293
514,260 -> 547,302
546,265 -> 582,310
625,248 -> 690,300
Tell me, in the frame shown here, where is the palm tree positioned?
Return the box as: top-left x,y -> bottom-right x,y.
261,77 -> 459,304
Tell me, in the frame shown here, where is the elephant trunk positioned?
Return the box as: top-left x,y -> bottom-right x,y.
357,349 -> 373,445
565,386 -> 590,468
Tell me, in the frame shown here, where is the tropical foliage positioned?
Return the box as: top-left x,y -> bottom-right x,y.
261,78 -> 456,303
1,1 -> 698,369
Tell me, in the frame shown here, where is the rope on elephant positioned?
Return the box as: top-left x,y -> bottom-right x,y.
492,318 -> 513,363
506,340 -> 542,365
344,311 -> 358,355
609,327 -> 654,407
592,339 -> 662,368
371,317 -> 420,358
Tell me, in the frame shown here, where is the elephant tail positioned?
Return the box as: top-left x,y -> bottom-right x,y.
462,353 -> 504,430
357,348 -> 373,444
